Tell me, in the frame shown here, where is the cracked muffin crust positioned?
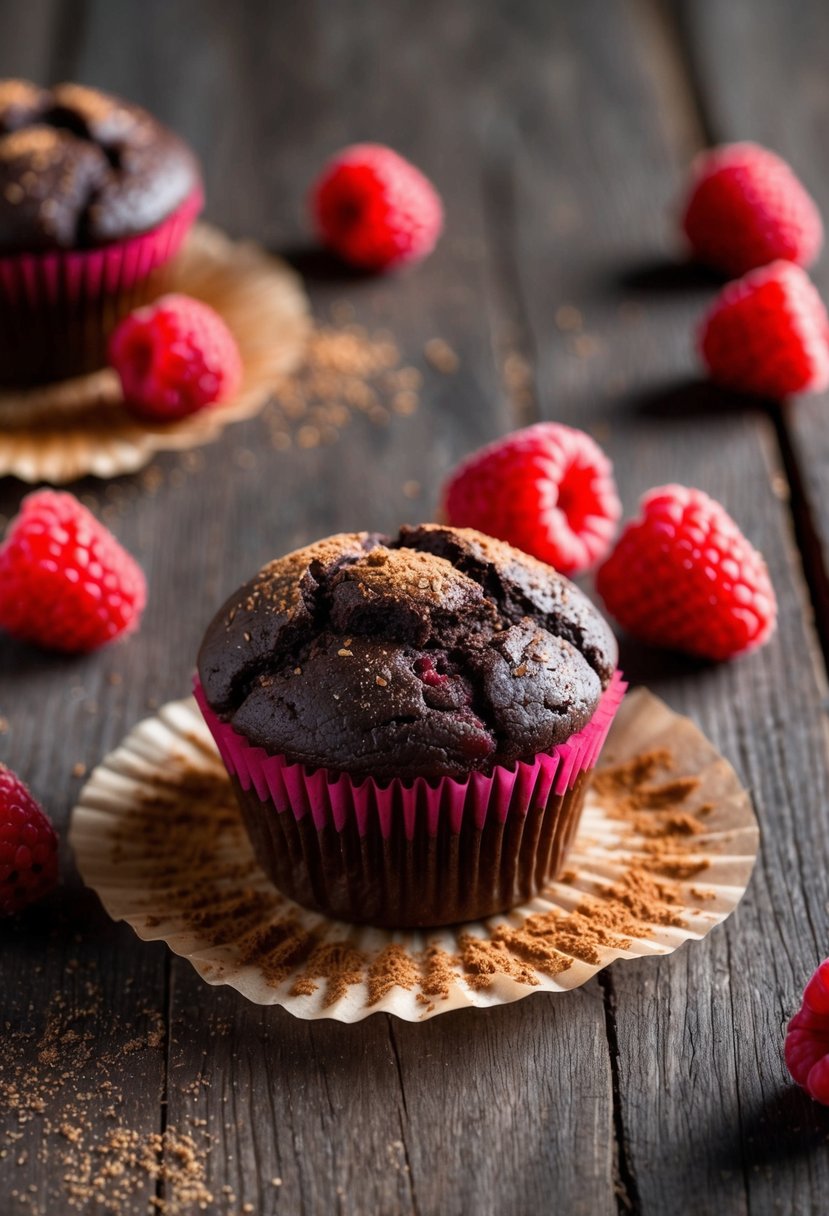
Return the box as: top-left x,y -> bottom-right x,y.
198,524 -> 618,781
0,80 -> 201,252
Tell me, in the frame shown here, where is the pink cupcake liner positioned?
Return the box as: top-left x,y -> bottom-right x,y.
194,670 -> 626,841
0,187 -> 203,385
0,187 -> 204,310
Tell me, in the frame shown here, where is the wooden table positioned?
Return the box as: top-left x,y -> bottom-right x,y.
3,3 -> 829,1213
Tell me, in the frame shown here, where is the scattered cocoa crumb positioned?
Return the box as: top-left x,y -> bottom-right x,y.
0,984 -> 212,1215
597,870 -> 685,928
424,338 -> 459,373
456,934 -> 541,991
639,849 -> 710,881
289,941 -> 367,1006
417,946 -> 457,1006
263,323 -> 424,450
367,945 -> 419,1005
139,464 -> 164,495
233,448 -> 257,470
569,333 -> 600,358
71,762 -> 86,779
554,304 -> 583,332
501,351 -> 534,414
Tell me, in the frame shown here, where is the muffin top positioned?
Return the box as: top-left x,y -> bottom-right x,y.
0,80 -> 201,252
198,525 -> 618,781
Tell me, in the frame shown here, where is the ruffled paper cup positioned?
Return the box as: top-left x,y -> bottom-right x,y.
0,187 -> 203,387
69,687 -> 759,1022
193,672 -> 626,928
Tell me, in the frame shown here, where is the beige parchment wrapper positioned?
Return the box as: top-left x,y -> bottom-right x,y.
69,689 -> 759,1023
0,224 -> 310,483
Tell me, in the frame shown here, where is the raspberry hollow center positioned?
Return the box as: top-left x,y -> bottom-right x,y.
556,460 -> 604,533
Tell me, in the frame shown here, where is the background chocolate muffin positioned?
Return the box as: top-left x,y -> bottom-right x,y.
0,80 -> 200,252
0,79 -> 202,386
197,525 -> 623,927
198,524 -> 617,781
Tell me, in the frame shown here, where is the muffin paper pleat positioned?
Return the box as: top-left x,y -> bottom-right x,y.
194,671 -> 626,842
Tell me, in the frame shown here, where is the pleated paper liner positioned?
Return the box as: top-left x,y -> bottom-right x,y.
69,689 -> 759,1023
0,224 -> 311,483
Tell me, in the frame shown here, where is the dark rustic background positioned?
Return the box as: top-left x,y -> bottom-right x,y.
3,2 -> 829,1214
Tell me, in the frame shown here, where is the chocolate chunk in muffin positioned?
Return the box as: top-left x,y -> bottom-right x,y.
198,525 -> 617,781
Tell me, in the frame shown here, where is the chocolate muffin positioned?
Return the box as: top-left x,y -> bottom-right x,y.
0,80 -> 203,386
196,525 -> 624,927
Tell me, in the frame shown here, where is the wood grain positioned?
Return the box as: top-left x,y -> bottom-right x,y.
2,1 -> 829,1213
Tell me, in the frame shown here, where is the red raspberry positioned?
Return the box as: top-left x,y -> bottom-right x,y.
109,293 -> 243,422
698,260 -> 829,398
682,143 -> 822,275
442,423 -> 621,576
596,485 -> 776,662
786,960 -> 829,1105
311,143 -> 443,271
0,490 -> 146,653
0,765 -> 58,916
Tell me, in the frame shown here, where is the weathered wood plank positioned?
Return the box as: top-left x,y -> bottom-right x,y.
489,1 -> 829,1212
0,0 -> 62,82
